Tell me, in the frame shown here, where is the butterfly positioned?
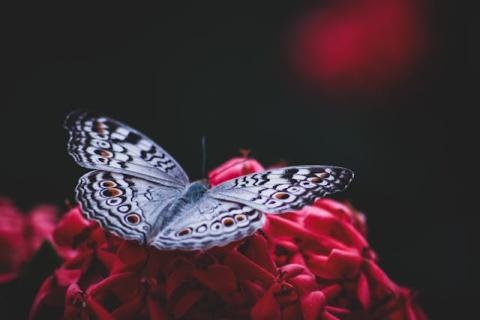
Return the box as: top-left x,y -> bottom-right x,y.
65,111 -> 354,250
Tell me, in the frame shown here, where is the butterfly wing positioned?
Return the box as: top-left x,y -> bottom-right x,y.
151,195 -> 265,250
209,166 -> 354,213
65,111 -> 189,186
151,166 -> 352,250
76,170 -> 182,244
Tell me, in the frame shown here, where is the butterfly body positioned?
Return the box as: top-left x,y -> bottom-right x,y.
65,111 -> 354,250
147,181 -> 209,242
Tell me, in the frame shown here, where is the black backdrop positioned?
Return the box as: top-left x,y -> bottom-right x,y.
0,2 -> 473,319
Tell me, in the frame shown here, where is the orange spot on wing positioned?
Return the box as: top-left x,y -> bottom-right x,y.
223,218 -> 234,227
274,192 -> 290,200
94,122 -> 105,134
126,213 -> 141,224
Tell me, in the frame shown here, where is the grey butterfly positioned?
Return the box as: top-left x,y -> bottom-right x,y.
65,111 -> 354,250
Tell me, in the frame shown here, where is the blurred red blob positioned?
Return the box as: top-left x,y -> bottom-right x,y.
28,157 -> 427,319
0,198 -> 73,283
290,0 -> 430,97
0,198 -> 25,282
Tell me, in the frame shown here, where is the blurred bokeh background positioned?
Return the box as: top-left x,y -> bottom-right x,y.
0,1 -> 472,318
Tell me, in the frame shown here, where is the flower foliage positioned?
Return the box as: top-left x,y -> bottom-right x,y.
20,158 -> 426,319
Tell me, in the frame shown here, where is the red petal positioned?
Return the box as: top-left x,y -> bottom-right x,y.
272,282 -> 298,305
26,205 -> 58,254
357,272 -> 371,310
163,256 -> 192,274
28,276 -> 54,320
111,292 -> 144,319
111,241 -> 147,273
324,305 -> 351,316
87,272 -> 136,297
301,291 -> 326,320
224,250 -> 276,287
96,249 -> 118,273
376,287 -> 427,320
192,263 -> 237,294
0,200 -> 27,271
321,284 -> 343,302
307,249 -> 363,280
251,287 -> 281,320
314,199 -> 367,236
209,157 -> 264,186
147,296 -> 172,320
321,311 -> 342,320
282,303 -> 302,320
64,283 -> 87,320
144,249 -> 172,276
290,274 -> 318,295
53,207 -> 95,248
243,234 -> 277,274
165,266 -> 193,298
279,264 -> 318,295
171,289 -> 204,318
54,268 -> 82,287
302,206 -> 368,250
290,252 -> 307,266
280,264 -> 309,279
86,227 -> 107,247
364,260 -> 399,300
240,279 -> 266,304
400,289 -> 428,320
86,295 -> 113,320
266,215 -> 351,252
0,272 -> 17,283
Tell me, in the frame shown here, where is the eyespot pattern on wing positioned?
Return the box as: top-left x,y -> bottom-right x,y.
75,170 -> 180,245
210,166 -> 354,213
151,197 -> 265,250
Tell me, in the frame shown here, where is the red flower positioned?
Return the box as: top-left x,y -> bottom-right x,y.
0,198 -> 68,283
28,158 -> 427,319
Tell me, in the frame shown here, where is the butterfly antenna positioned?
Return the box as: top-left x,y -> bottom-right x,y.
202,135 -> 207,180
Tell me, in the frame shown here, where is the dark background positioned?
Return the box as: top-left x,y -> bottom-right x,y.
0,2 -> 473,319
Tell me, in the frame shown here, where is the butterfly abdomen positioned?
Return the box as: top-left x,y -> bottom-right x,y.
176,182 -> 208,207
157,181 -> 209,227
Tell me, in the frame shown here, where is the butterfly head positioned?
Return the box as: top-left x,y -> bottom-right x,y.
199,178 -> 210,188
187,180 -> 209,201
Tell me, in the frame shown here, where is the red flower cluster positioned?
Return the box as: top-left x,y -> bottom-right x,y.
25,158 -> 426,319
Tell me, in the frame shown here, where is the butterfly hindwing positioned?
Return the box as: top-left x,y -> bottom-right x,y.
76,170 -> 181,244
209,166 -> 354,213
151,196 -> 265,250
65,111 -> 189,186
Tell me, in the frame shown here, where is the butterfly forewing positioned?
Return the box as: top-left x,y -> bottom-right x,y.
65,111 -> 189,186
209,166 -> 354,213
